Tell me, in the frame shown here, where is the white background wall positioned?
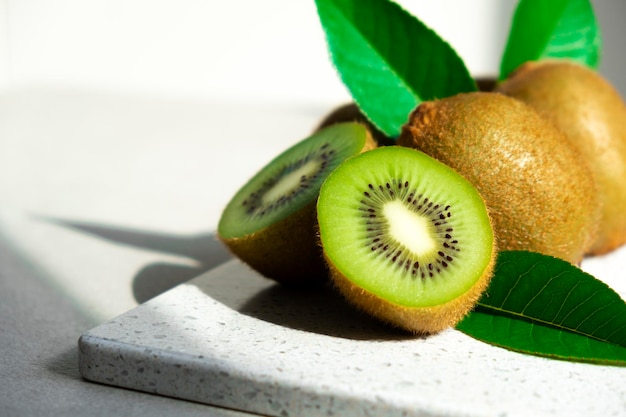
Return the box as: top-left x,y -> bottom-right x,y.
0,0 -> 624,103
0,0 -> 513,105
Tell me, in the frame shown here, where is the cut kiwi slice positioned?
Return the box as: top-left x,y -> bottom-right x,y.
218,122 -> 376,285
317,146 -> 495,333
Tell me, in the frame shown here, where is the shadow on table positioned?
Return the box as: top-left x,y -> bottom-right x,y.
185,259 -> 417,341
236,282 -> 416,341
41,216 -> 415,341
41,217 -> 233,303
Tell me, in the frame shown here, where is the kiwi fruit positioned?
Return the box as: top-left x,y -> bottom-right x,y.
218,122 -> 376,285
316,146 -> 496,334
496,60 -> 626,255
315,102 -> 395,146
397,91 -> 600,264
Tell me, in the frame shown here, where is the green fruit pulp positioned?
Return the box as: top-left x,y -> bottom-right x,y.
218,122 -> 369,239
317,146 -> 494,307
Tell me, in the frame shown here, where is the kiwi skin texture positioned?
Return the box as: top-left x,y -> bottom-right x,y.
221,200 -> 323,286
397,92 -> 600,265
326,244 -> 496,335
219,125 -> 377,287
315,102 -> 395,146
496,60 -> 626,255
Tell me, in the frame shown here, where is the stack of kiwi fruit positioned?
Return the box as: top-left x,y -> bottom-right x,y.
217,59 -> 626,335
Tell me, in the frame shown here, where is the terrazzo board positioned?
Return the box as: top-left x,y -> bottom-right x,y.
79,257 -> 626,417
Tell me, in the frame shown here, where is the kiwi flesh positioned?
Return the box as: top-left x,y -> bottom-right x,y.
317,146 -> 496,334
397,92 -> 600,265
218,122 -> 376,285
496,60 -> 626,255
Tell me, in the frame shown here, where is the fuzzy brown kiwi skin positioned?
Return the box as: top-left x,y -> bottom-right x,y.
220,131 -> 377,287
315,102 -> 395,146
496,60 -> 626,256
397,92 -> 600,265
220,200 -> 324,286
325,243 -> 496,335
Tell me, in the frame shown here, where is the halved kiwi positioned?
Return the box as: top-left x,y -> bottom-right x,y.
317,146 -> 496,334
218,122 -> 376,285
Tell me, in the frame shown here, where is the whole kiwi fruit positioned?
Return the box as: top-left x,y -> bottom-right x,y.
397,91 -> 600,264
317,146 -> 496,334
218,122 -> 376,286
496,60 -> 626,255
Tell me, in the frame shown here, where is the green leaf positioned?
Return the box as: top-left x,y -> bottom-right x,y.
457,251 -> 626,366
499,0 -> 602,80
314,0 -> 476,138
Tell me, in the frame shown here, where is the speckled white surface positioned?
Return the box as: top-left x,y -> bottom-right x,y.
79,256 -> 626,417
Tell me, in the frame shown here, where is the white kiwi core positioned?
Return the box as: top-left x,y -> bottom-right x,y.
262,160 -> 320,204
383,200 -> 435,255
